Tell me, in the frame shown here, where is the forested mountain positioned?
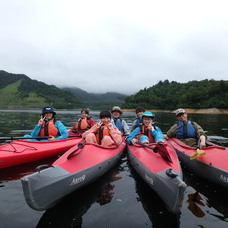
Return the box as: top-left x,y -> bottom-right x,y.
0,70 -> 81,109
1,70 -> 227,110
62,87 -> 127,109
123,79 -> 228,109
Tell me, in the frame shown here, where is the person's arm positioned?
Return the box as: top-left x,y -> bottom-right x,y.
109,125 -> 122,145
152,126 -> 165,143
131,119 -> 136,131
166,124 -> 178,138
82,124 -> 99,139
192,122 -> 207,149
54,121 -> 68,140
122,120 -> 130,135
126,127 -> 140,144
71,118 -> 81,131
30,125 -> 42,137
192,122 -> 207,138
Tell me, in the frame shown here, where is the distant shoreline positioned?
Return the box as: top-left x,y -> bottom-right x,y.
1,107 -> 228,114
122,108 -> 228,114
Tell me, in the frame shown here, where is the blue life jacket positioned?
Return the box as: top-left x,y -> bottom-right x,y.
176,120 -> 197,139
113,118 -> 124,132
132,118 -> 142,131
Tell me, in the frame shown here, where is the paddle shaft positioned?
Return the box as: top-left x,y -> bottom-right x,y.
0,135 -> 82,141
0,136 -> 51,141
136,142 -> 173,163
67,141 -> 86,159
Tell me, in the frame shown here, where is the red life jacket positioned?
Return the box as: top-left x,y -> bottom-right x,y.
136,125 -> 155,143
95,124 -> 111,144
39,119 -> 59,137
73,118 -> 90,130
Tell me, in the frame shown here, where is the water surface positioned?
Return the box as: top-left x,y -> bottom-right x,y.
0,110 -> 228,228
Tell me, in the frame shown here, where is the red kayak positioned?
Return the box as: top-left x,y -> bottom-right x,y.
127,142 -> 186,214
0,137 -> 82,169
168,138 -> 228,188
21,139 -> 126,210
68,129 -> 83,136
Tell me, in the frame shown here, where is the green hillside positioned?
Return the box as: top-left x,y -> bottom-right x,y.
123,79 -> 228,109
0,70 -> 81,109
62,87 -> 127,109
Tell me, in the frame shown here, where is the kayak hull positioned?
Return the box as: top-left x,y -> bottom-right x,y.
168,138 -> 228,188
127,143 -> 186,214
0,137 -> 82,169
21,140 -> 126,211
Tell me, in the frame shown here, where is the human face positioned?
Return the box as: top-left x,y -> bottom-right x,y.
100,117 -> 111,125
43,112 -> 53,120
176,113 -> 188,122
136,111 -> 144,118
112,111 -> 121,118
142,117 -> 153,127
81,111 -> 88,119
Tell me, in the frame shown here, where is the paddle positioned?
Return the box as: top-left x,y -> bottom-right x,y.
190,148 -> 206,160
190,139 -> 206,160
67,141 -> 86,159
136,142 -> 173,163
0,134 -> 83,141
0,136 -> 52,141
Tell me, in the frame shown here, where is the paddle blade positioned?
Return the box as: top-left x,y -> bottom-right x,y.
190,148 -> 206,160
67,142 -> 85,159
155,143 -> 173,163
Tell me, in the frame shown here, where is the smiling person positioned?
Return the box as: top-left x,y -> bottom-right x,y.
70,109 -> 96,134
131,107 -> 145,132
111,106 -> 130,135
165,108 -> 207,149
82,110 -> 122,146
24,106 -> 68,141
126,111 -> 164,145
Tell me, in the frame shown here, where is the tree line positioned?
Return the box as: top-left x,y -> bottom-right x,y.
123,79 -> 228,109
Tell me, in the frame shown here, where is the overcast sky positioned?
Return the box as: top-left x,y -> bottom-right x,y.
0,0 -> 228,95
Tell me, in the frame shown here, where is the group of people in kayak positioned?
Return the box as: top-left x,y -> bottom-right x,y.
24,106 -> 207,149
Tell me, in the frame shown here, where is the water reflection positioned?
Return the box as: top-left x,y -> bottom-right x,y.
0,157 -> 57,182
37,168 -> 121,228
187,192 -> 205,218
1,110 -> 228,227
129,164 -> 180,228
183,167 -> 228,222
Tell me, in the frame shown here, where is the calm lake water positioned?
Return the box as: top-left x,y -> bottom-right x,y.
0,110 -> 228,228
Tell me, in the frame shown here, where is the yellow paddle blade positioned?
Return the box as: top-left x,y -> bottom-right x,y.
190,148 -> 206,160
196,148 -> 206,157
190,151 -> 198,160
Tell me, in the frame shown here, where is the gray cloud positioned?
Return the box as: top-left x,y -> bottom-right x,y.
1,0 -> 228,95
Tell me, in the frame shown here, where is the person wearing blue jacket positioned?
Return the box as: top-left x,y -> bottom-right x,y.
131,107 -> 145,132
126,111 -> 164,145
24,106 -> 68,141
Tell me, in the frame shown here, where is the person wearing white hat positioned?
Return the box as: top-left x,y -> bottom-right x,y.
166,108 -> 206,149
111,106 -> 130,135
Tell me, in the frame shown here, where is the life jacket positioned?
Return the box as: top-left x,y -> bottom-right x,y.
113,118 -> 124,132
95,124 -> 111,144
176,120 -> 197,139
73,118 -> 89,130
136,125 -> 155,143
134,118 -> 142,129
39,119 -> 59,137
